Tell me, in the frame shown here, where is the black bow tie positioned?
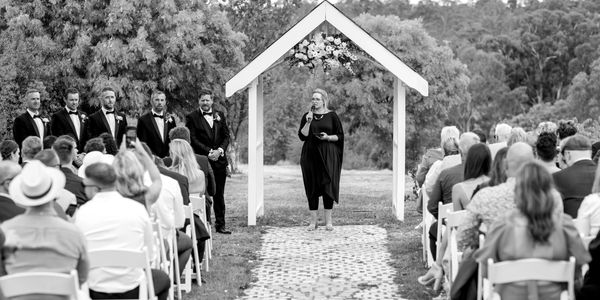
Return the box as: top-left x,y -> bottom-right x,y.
68,111 -> 78,115
202,111 -> 212,116
105,111 -> 115,115
153,113 -> 164,119
32,114 -> 41,119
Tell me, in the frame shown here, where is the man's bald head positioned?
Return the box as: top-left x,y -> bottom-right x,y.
459,132 -> 480,156
506,142 -> 534,177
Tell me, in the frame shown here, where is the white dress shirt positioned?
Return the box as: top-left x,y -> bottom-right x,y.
202,109 -> 214,128
151,110 -> 165,142
74,191 -> 154,293
578,193 -> 600,237
66,107 -> 81,139
145,173 -> 184,241
27,109 -> 44,140
101,107 -> 116,138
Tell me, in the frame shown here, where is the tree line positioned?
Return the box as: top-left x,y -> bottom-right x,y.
1,0 -> 598,171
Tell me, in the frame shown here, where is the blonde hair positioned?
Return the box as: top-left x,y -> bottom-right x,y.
113,151 -> 147,199
169,139 -> 202,182
440,126 -> 460,149
313,88 -> 329,109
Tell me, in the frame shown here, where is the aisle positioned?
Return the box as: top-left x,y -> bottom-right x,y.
238,225 -> 406,300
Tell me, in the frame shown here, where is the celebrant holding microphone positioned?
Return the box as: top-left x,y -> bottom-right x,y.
298,88 -> 344,231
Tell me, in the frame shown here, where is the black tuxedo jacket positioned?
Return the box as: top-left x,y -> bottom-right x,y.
84,109 -> 128,146
553,159 -> 597,218
51,108 -> 86,148
185,109 -> 230,171
60,167 -> 87,207
137,112 -> 176,158
13,112 -> 50,147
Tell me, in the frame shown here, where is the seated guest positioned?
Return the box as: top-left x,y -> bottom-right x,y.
452,143 -> 491,211
169,139 -> 206,195
592,141 -> 600,164
475,161 -> 590,300
32,150 -> 75,220
2,161 -> 89,292
83,137 -> 106,154
75,162 -> 169,300
99,132 -> 118,156
43,135 -> 57,149
578,161 -> 600,237
578,231 -> 600,299
424,136 -> 461,199
20,136 -> 42,166
0,161 -> 23,223
138,143 -> 192,275
0,140 -> 20,163
488,123 -> 511,158
536,132 -> 560,174
472,147 -> 508,197
459,143 -> 564,251
112,140 -> 162,207
553,135 -> 596,218
165,127 -> 215,197
507,127 -> 527,146
557,119 -> 577,142
537,121 -> 558,135
53,135 -> 88,215
472,128 -> 487,144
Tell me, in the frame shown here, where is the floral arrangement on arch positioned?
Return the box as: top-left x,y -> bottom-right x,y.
286,33 -> 358,74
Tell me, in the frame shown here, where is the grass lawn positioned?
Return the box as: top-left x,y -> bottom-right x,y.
184,165 -> 432,300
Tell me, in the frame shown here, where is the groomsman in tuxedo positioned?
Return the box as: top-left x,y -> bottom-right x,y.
13,89 -> 50,148
137,90 -> 176,158
50,88 -> 87,150
84,87 -> 127,146
186,90 -> 231,234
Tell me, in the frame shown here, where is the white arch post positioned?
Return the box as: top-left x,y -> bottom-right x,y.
247,77 -> 265,226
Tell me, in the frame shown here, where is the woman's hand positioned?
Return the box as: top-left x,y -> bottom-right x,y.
306,111 -> 313,122
316,132 -> 329,141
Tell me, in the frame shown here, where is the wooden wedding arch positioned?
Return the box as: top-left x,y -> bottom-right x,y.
225,0 -> 429,225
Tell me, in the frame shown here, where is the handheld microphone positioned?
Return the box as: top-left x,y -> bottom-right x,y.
310,105 -> 316,111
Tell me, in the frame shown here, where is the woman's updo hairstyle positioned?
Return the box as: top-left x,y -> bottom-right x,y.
313,88 -> 329,109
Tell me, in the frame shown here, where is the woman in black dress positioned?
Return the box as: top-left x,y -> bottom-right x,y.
298,88 -> 344,231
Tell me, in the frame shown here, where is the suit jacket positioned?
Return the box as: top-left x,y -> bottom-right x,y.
51,108 -> 86,149
0,194 -> 25,223
185,109 -> 230,170
553,159 -> 597,218
163,154 -> 216,197
158,166 -> 190,206
12,111 -> 50,148
84,109 -> 128,146
137,112 -> 176,158
60,167 -> 87,207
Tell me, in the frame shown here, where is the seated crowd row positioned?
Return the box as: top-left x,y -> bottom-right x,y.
416,120 -> 600,299
0,125 -> 216,299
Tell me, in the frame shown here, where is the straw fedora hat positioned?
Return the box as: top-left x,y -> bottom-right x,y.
9,160 -> 65,207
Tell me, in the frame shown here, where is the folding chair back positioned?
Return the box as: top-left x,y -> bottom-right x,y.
190,194 -> 212,262
487,257 -> 576,300
421,184 -> 436,267
184,203 -> 204,281
88,248 -> 156,300
436,202 -> 454,258
477,234 -> 485,300
446,210 -> 467,285
0,270 -> 80,299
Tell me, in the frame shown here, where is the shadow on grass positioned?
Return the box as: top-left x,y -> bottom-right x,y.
185,165 -> 431,300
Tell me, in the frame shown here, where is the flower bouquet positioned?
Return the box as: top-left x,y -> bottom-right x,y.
286,33 -> 358,74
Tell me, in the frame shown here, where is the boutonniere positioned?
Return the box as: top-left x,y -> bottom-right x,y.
41,117 -> 49,123
214,113 -> 221,122
115,115 -> 123,122
166,114 -> 174,123
80,113 -> 87,122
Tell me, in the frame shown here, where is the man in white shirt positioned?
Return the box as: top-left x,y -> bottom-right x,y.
75,162 -> 170,300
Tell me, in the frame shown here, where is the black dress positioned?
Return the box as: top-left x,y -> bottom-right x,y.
298,111 -> 344,205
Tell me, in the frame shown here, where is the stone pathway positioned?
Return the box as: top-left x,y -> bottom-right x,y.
238,225 -> 406,300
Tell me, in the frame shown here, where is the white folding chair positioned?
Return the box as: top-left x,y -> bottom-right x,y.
88,248 -> 156,300
487,257 -> 576,300
190,194 -> 212,264
151,222 -> 174,300
446,210 -> 467,287
477,234 -> 485,300
0,269 -> 81,299
182,204 -> 203,288
436,202 -> 453,260
170,228 -> 184,299
421,184 -> 436,267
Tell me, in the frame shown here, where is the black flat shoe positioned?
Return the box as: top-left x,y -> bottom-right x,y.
216,228 -> 232,234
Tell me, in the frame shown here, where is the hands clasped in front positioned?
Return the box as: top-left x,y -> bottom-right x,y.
208,149 -> 221,161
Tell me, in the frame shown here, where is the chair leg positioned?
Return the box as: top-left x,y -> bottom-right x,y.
189,221 -> 203,286
172,234 -> 182,299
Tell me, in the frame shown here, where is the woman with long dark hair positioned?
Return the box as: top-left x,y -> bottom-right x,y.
475,161 -> 590,299
452,143 -> 491,210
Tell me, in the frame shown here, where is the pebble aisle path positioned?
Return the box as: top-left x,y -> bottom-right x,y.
238,225 -> 406,300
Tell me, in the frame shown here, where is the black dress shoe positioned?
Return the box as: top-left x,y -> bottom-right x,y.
216,228 -> 232,234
